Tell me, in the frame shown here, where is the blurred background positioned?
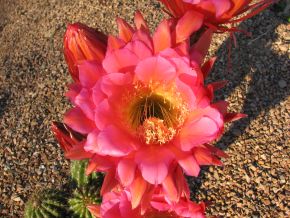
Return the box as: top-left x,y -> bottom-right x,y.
0,0 -> 289,217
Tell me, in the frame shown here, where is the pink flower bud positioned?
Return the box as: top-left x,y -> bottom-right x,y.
64,23 -> 107,81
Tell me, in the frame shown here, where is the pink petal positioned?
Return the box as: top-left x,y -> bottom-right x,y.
224,113 -> 247,123
134,11 -> 149,30
86,154 -> 114,174
201,57 -> 217,79
174,41 -> 190,56
98,125 -> 136,157
117,158 -> 136,186
193,86 -> 211,108
116,18 -> 134,42
132,29 -> 153,50
190,28 -> 214,65
103,48 -> 139,73
100,72 -> 132,97
125,40 -> 153,60
162,172 -> 179,202
65,142 -> 94,160
204,85 -> 214,102
159,47 -> 182,59
65,83 -> 82,103
140,186 -> 155,215
212,100 -> 228,115
101,199 -> 122,218
94,99 -> 114,130
84,129 -> 100,153
174,200 -> 206,218
193,147 -> 223,166
159,52 -> 193,78
204,106 -> 224,127
92,80 -> 106,105
150,199 -> 171,212
153,19 -> 171,53
130,174 -> 148,209
175,77 -> 197,109
101,170 -> 119,196
169,146 -> 200,177
210,80 -> 228,91
107,35 -> 126,52
190,61 -> 204,84
175,10 -> 204,44
87,204 -> 100,218
183,0 -> 201,3
74,88 -> 95,120
178,154 -> 200,177
204,144 -> 228,158
178,72 -> 199,88
135,147 -> 174,184
78,61 -> 104,88
119,191 -> 142,218
175,165 -> 190,198
135,56 -> 176,84
212,0 -> 231,17
179,111 -> 221,151
64,107 -> 95,134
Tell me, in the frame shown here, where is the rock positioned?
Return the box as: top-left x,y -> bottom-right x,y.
278,80 -> 287,88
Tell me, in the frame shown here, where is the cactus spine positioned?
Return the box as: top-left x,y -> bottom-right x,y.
69,186 -> 101,218
24,189 -> 68,218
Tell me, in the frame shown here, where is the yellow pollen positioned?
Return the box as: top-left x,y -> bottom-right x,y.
138,117 -> 176,145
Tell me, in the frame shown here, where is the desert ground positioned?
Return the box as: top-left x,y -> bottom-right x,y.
0,0 -> 289,217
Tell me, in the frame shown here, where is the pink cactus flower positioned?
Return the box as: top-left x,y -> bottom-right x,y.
99,186 -> 206,218
159,0 -> 275,33
62,12 -> 245,207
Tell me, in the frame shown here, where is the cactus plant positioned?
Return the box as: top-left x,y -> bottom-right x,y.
24,189 -> 68,218
69,160 -> 103,218
70,160 -> 103,188
69,186 -> 101,218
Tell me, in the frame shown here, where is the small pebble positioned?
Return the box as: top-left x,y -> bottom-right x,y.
278,80 -> 287,88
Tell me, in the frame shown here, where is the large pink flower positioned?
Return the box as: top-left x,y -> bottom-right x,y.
62,12 -> 245,207
99,186 -> 206,218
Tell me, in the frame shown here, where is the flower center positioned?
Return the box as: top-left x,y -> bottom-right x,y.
129,94 -> 176,128
127,93 -> 187,145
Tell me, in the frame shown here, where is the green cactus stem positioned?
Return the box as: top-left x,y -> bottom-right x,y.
24,189 -> 68,218
69,186 -> 101,218
70,160 -> 103,188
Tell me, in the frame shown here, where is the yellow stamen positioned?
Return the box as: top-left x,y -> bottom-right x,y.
137,117 -> 176,145
128,94 -> 177,129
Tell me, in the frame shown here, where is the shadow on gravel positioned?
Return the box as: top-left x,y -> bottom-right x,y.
189,9 -> 289,199
0,91 -> 10,118
212,13 -> 289,151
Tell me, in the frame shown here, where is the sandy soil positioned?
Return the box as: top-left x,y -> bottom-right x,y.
0,0 -> 289,217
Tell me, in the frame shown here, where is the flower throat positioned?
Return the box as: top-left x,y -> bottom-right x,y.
128,93 -> 185,145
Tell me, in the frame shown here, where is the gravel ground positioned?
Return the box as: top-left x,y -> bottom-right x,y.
0,0 -> 289,217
